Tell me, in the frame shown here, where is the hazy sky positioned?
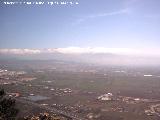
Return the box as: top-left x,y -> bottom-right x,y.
0,0 -> 160,49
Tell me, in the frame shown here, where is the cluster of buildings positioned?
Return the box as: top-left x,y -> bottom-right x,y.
0,68 -> 36,85
43,86 -> 73,96
23,112 -> 65,120
97,92 -> 149,104
7,92 -> 20,97
98,93 -> 114,101
145,104 -> 160,117
0,69 -> 26,76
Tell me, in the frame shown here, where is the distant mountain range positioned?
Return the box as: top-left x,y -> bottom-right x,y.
0,48 -> 160,66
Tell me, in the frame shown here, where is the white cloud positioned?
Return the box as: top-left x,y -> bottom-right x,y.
0,47 -> 160,56
0,49 -> 41,54
88,9 -> 129,18
124,0 -> 142,6
55,47 -> 132,54
73,8 -> 130,25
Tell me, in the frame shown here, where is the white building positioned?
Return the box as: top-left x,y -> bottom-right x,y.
98,93 -> 113,101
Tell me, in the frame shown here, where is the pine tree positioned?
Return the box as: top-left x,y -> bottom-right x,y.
0,89 -> 19,120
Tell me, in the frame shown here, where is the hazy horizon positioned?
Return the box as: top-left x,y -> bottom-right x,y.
0,48 -> 160,66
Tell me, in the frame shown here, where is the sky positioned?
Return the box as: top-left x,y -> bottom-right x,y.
0,0 -> 160,51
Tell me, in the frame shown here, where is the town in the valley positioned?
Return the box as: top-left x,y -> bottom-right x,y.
0,60 -> 160,120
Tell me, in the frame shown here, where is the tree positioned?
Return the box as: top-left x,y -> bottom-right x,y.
0,89 -> 19,120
